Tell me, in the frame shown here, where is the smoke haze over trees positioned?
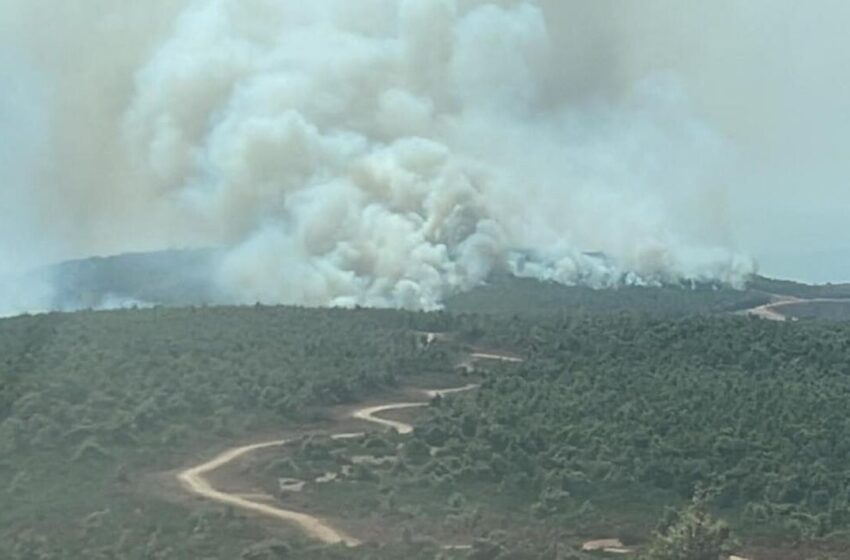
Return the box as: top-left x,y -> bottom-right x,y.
1,1 -> 849,313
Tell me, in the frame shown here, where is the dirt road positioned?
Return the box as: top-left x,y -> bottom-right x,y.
745,295 -> 802,321
177,376 -> 483,545
178,438 -> 360,545
352,384 -> 480,435
350,401 -> 429,435
174,346 -> 759,557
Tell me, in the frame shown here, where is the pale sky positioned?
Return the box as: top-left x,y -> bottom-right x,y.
537,0 -> 850,282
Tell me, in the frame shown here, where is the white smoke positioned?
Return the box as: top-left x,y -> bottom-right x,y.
116,0 -> 752,309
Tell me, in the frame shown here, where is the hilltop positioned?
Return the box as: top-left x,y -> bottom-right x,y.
30,250 -> 850,319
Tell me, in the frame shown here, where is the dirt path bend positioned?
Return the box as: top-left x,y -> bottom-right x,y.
176,382 -> 479,546
351,402 -> 428,435
353,384 -> 480,435
178,439 -> 360,545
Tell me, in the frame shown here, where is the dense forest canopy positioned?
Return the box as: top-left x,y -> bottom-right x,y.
2,287 -> 850,558
0,306 -> 454,559
444,274 -> 772,317
450,314 -> 850,535
264,313 -> 850,558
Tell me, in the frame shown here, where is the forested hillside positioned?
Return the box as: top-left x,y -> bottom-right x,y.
779,301 -> 850,322
449,314 -> 850,539
39,250 -> 790,316
445,275 -> 772,317
0,306 -> 454,559
46,249 -> 220,309
3,294 -> 850,558
749,276 -> 850,300
269,314 -> 850,558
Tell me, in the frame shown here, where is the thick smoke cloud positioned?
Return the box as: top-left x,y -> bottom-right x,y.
2,0 -> 847,313
119,0 -> 752,308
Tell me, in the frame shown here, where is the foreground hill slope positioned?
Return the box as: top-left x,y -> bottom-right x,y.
3,298 -> 850,558
0,306 -> 455,559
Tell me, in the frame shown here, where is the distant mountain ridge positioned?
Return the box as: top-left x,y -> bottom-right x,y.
43,249 -> 222,310
32,249 -> 850,317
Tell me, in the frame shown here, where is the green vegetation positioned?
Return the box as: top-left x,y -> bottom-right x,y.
453,315 -> 850,541
47,249 -> 220,308
780,301 -> 850,322
272,313 -> 850,557
0,306 -> 454,559
40,250 -> 850,320
4,275 -> 850,558
44,250 -> 781,316
749,276 -> 850,300
445,274 -> 771,317
642,493 -> 737,560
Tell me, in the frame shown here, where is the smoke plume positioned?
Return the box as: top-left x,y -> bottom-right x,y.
11,0 -> 846,312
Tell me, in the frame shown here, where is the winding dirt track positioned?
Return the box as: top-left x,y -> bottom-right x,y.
176,348 -> 759,557
352,384 -> 480,435
178,438 -> 360,545
177,356 -> 508,545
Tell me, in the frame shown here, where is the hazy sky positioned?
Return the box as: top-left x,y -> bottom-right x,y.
1,0 -> 848,295
538,0 -> 850,282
